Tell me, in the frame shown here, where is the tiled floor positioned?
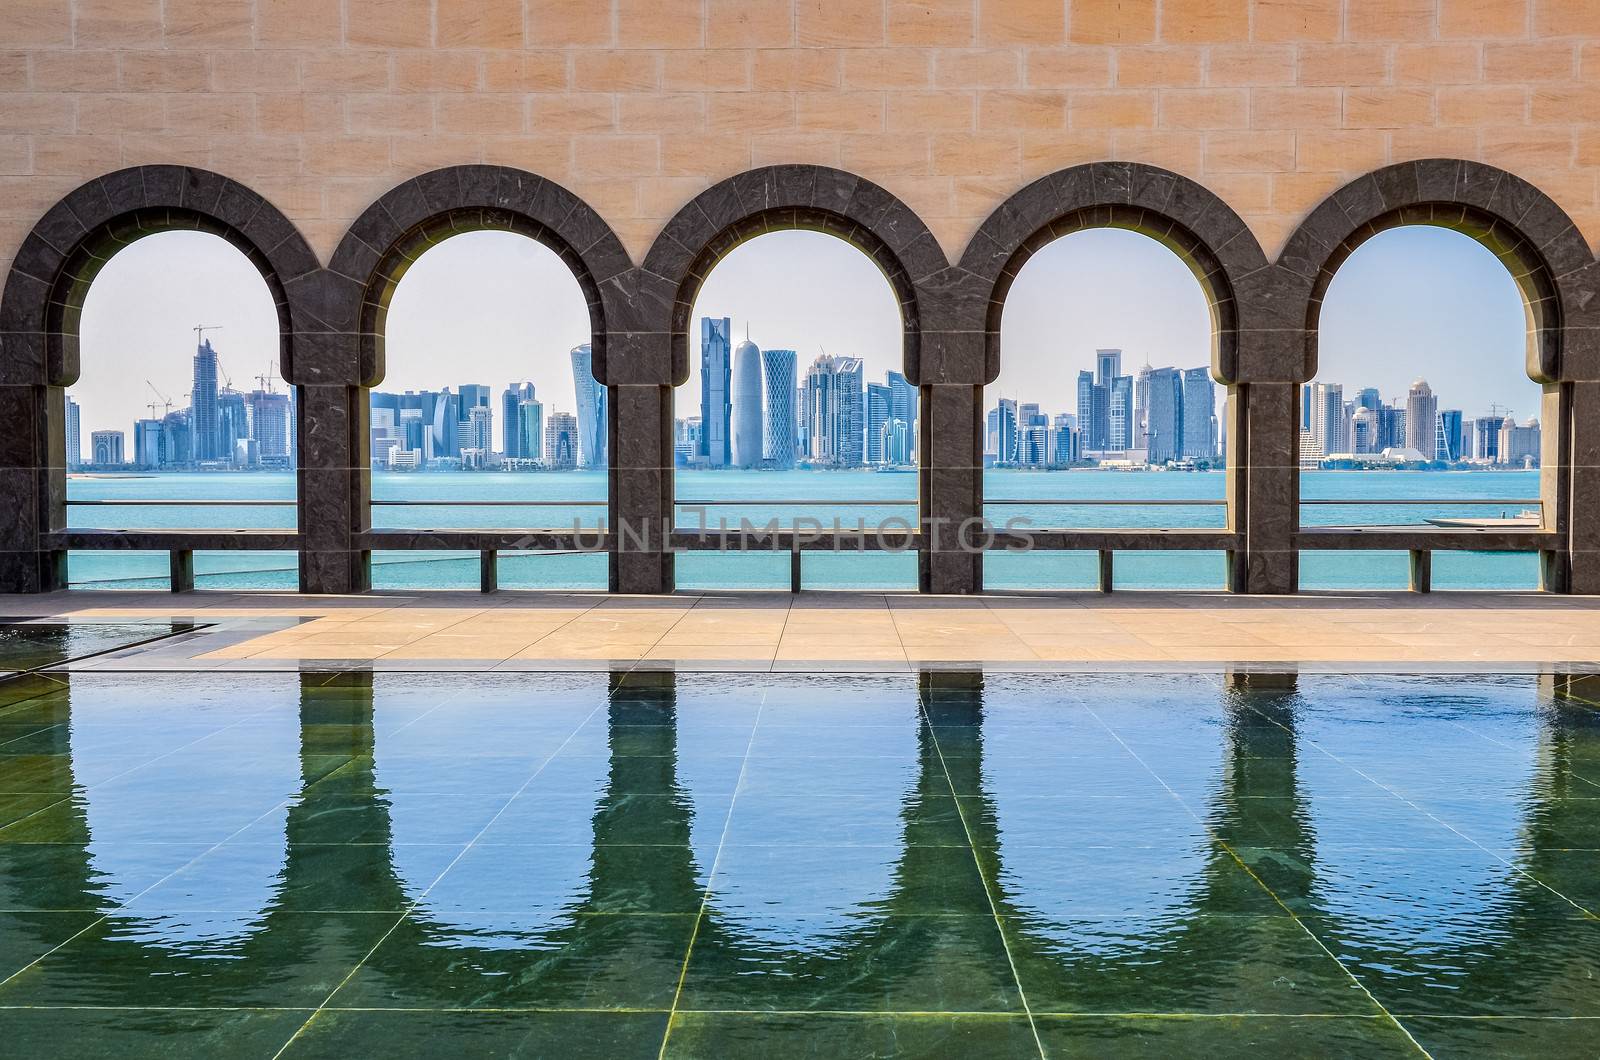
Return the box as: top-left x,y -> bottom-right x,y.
0,666 -> 1598,1056
4,589 -> 1600,670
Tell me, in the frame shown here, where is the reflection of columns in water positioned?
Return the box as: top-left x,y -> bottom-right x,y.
1218,670 -> 1318,910
323,670 -> 705,1000
0,675 -> 101,960
591,671 -> 704,913
6,668 -> 1594,1008
955,669 -> 1318,997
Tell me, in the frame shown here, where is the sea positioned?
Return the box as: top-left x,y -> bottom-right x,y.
64,468 -> 1545,592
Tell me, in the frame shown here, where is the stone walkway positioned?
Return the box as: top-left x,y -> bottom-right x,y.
4,590 -> 1600,671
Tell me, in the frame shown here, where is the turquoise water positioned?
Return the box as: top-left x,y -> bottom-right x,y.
2,669 -> 1596,1055
63,469 -> 1544,591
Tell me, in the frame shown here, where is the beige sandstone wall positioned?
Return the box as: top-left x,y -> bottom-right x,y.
2,0 -> 1598,266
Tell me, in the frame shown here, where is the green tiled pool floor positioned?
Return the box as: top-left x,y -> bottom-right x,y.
0,669 -> 1597,1057
0,620 -> 196,674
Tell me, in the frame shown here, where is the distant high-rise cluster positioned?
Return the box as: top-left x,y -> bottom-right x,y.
1299,377 -> 1540,468
367,344 -> 607,472
677,317 -> 915,470
74,338 -> 296,471
988,348 -> 1218,469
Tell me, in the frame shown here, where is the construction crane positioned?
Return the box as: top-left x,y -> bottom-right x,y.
145,380 -> 173,417
255,364 -> 276,394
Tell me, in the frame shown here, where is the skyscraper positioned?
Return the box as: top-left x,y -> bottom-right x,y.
761,347 -> 797,468
465,404 -> 493,452
1180,367 -> 1216,460
986,398 -> 1018,464
1097,348 -> 1121,384
1144,367 -> 1183,463
1076,349 -> 1129,452
1076,370 -> 1098,450
731,335 -> 763,468
866,382 -> 892,464
699,318 -> 732,467
1355,387 -> 1382,412
1406,378 -> 1438,459
802,354 -> 864,467
1351,407 -> 1379,453
886,371 -> 917,459
65,398 -> 81,470
431,388 -> 460,458
1134,362 -> 1153,448
134,418 -> 163,469
544,411 -> 578,469
518,398 -> 543,463
1475,414 -> 1506,464
1310,382 -> 1345,456
191,338 -> 220,461
1438,408 -> 1464,462
248,389 -> 290,464
570,344 -> 607,469
501,382 -> 535,458
218,389 -> 249,464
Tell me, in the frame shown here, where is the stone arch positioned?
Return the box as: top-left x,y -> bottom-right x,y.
639,165 -> 947,388
1278,159 -> 1593,387
0,165 -> 318,592
959,162 -> 1271,386
312,166 -> 631,591
1279,160 -> 1596,590
2,166 -> 318,388
327,165 -> 632,389
635,165 -> 948,591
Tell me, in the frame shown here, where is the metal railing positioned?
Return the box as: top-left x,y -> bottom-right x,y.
57,494 -> 1559,595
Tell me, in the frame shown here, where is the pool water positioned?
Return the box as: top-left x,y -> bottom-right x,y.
0,669 -> 1596,1057
0,622 -> 193,673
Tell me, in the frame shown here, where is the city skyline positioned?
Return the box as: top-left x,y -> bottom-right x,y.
70,222 -> 1542,448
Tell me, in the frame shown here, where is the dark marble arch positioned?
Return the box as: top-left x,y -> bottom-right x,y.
0,164 -> 319,592
3,158 -> 1598,595
952,162 -> 1272,592
637,165 -> 949,592
316,165 -> 633,592
1276,159 -> 1599,593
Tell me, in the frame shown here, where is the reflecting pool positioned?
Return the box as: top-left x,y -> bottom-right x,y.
0,669 -> 1597,1056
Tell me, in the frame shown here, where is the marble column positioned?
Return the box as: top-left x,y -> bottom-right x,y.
1566,380 -> 1600,594
1237,382 -> 1299,595
609,381 -> 673,594
919,383 -> 982,595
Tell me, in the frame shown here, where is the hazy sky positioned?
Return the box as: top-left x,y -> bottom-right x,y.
71,222 -> 1539,443
73,231 -> 285,440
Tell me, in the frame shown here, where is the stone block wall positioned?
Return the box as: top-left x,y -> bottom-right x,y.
1,1 -> 1597,268
2,2 -> 1598,597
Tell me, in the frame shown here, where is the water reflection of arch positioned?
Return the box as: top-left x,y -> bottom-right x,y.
8,669 -> 1595,1015
935,672 -> 1292,1008
688,677 -> 931,979
1273,673 -> 1598,1009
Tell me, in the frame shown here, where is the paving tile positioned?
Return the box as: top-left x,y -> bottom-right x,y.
0,910 -> 397,1008
329,912 -> 696,1010
1401,1016 -> 1600,1057
662,1012 -> 1040,1058
1031,1014 -> 1419,1057
676,912 -> 1022,1014
0,1007 -> 314,1060
1304,914 -> 1600,1018
281,1010 -> 667,1059
1003,914 -> 1375,1016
